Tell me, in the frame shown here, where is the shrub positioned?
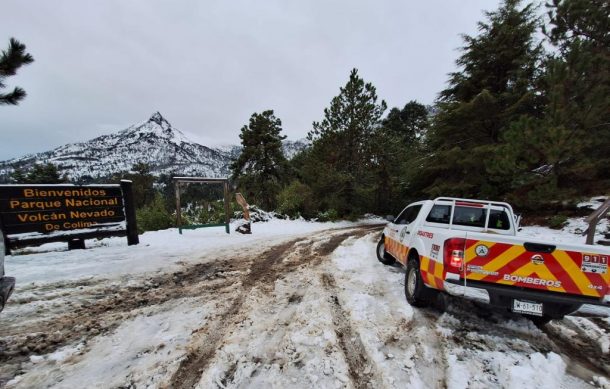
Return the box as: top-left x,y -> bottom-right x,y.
547,214 -> 568,230
316,209 -> 339,222
136,193 -> 174,233
277,180 -> 315,219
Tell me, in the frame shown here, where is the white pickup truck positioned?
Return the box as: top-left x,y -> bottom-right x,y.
377,197 -> 610,323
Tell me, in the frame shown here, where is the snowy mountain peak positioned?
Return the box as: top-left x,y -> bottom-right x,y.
0,113 -> 230,182
0,114 -> 309,183
148,111 -> 168,126
122,112 -> 192,146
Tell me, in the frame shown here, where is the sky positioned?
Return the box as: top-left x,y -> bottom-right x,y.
0,0 -> 500,160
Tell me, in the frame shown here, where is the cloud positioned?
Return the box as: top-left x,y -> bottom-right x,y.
0,0 -> 499,160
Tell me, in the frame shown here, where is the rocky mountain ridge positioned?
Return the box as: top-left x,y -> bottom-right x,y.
0,112 -> 308,182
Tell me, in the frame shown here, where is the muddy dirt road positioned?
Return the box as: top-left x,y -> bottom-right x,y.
1,225 -> 608,388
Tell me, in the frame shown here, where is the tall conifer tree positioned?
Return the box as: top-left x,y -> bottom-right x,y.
495,0 -> 609,208
303,69 -> 386,215
231,110 -> 288,210
545,0 -> 610,192
417,0 -> 542,199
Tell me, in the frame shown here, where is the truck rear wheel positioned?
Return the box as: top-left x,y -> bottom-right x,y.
376,238 -> 395,265
405,258 -> 434,307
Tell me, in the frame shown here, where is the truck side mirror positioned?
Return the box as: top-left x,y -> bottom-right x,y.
385,215 -> 394,222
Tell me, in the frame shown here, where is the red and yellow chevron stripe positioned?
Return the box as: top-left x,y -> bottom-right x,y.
385,236 -> 409,264
384,236 -> 445,290
420,256 -> 445,291
464,239 -> 609,298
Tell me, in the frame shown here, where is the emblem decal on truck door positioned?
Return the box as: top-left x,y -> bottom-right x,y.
399,227 -> 409,240
475,244 -> 489,257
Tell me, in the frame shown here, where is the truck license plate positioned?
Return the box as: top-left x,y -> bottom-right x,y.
512,299 -> 543,316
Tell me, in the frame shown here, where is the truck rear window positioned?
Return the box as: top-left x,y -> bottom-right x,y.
488,209 -> 510,230
426,205 -> 451,224
426,203 -> 512,230
453,206 -> 486,228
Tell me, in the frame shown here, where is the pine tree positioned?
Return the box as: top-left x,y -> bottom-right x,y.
304,69 -> 387,216
416,0 -> 542,199
371,101 -> 429,214
546,0 -> 609,50
544,0 -> 610,193
10,163 -> 65,184
231,110 -> 288,210
382,101 -> 429,146
0,38 -> 34,105
497,0 -> 610,208
115,163 -> 155,209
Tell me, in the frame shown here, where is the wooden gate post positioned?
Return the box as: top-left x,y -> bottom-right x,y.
0,219 -> 10,256
223,181 -> 230,234
120,180 -> 139,245
175,182 -> 182,234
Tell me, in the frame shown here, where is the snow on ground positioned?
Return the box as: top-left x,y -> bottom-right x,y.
520,195 -> 609,245
6,219 -> 368,285
8,297 -> 212,388
1,213 -> 609,388
520,220 -> 609,246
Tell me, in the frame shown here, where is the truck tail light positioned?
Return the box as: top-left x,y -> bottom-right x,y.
444,238 -> 465,273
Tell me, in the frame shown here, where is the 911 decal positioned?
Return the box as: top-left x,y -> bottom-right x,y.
581,254 -> 608,274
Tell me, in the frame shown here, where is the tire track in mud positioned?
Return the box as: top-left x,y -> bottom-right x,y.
428,296 -> 609,383
589,317 -> 610,333
320,272 -> 378,389
0,258 -> 242,386
166,225 -> 381,389
0,224 -> 376,385
410,309 -> 450,389
540,321 -> 610,377
0,225 -> 380,386
168,237 -> 303,389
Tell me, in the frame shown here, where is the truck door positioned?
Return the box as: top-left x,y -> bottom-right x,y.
386,205 -> 422,265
